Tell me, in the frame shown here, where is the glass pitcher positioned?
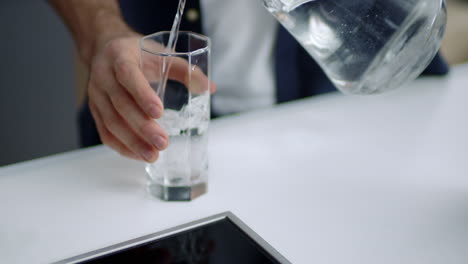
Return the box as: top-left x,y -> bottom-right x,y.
262,0 -> 447,94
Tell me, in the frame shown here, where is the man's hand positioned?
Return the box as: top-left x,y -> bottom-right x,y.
49,0 -> 215,162
88,34 -> 168,162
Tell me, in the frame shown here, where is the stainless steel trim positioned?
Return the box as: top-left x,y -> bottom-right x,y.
224,211 -> 292,264
52,211 -> 291,264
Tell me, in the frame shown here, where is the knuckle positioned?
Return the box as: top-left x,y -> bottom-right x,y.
99,131 -> 112,146
88,99 -> 97,112
103,115 -> 120,134
106,39 -> 123,55
94,65 -> 107,78
101,137 -> 111,147
91,59 -> 108,77
109,90 -> 127,109
138,120 -> 154,136
114,59 -> 133,81
116,148 -> 130,158
129,141 -> 144,153
87,82 -> 99,97
111,144 -> 130,158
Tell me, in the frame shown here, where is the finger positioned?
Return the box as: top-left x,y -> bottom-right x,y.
143,55 -> 215,94
167,57 -> 214,94
89,87 -> 159,163
114,58 -> 164,119
209,80 -> 217,93
89,100 -> 141,161
108,86 -> 169,151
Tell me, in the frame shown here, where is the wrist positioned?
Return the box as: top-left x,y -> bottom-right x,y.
80,9 -> 135,65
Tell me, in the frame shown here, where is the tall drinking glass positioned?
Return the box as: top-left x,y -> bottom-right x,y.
140,31 -> 211,201
261,0 -> 447,94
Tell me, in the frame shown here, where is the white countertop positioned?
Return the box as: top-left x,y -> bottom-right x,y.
1,64 -> 468,264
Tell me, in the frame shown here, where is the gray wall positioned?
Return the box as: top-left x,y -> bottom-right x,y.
0,0 -> 79,166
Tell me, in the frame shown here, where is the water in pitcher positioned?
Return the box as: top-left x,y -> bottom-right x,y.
263,0 -> 446,94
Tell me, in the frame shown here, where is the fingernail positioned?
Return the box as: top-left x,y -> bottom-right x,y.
151,135 -> 167,150
148,104 -> 161,118
141,149 -> 155,162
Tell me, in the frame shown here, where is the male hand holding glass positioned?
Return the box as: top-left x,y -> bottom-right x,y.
49,1 -> 215,200
49,1 -> 215,164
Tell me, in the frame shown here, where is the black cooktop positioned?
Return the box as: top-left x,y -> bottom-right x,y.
55,212 -> 290,264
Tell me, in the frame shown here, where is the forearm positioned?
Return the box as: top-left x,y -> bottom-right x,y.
48,0 -> 133,65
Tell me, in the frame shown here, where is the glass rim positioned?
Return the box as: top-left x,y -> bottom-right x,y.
140,31 -> 210,56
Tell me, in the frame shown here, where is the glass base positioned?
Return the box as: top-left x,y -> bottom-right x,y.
148,182 -> 207,201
